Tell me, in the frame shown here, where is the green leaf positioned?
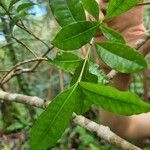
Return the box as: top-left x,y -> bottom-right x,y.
81,0 -> 99,20
17,2 -> 34,13
48,52 -> 82,72
11,11 -> 28,25
31,86 -> 76,150
9,0 -> 20,10
6,122 -> 24,132
71,61 -> 96,114
52,21 -> 100,50
80,82 -> 150,115
99,23 -> 125,43
89,62 -> 109,84
106,0 -> 140,19
71,61 -> 98,85
96,42 -> 147,73
49,0 -> 86,27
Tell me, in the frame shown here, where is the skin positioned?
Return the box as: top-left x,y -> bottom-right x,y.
95,0 -> 150,139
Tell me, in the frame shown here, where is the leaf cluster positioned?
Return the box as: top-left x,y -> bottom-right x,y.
15,0 -> 148,149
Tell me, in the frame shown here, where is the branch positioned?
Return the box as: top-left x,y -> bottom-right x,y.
0,58 -> 47,86
0,90 -> 141,150
137,2 -> 150,6
73,115 -> 141,150
12,36 -> 38,58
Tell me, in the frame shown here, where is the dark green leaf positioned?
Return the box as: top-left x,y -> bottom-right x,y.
106,0 -> 140,19
48,52 -> 82,72
71,61 -> 98,85
52,21 -> 100,50
81,0 -> 99,20
9,0 -> 20,10
74,86 -> 92,115
17,2 -> 34,13
99,23 -> 125,43
71,60 -> 97,114
31,86 -> 76,150
96,42 -> 147,73
11,11 -> 28,25
49,0 -> 85,26
80,82 -> 150,115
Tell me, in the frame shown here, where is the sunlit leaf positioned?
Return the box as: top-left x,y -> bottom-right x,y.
52,21 -> 100,50
81,0 -> 99,20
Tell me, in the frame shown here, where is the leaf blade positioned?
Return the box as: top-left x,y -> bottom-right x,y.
48,52 -> 82,72
52,21 -> 100,50
81,0 -> 99,20
80,82 -> 150,116
99,23 -> 125,43
31,86 -> 76,150
106,0 -> 140,19
96,42 -> 147,73
49,0 -> 86,26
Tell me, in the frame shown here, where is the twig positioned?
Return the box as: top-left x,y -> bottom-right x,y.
137,2 -> 150,6
15,23 -> 50,49
59,70 -> 64,91
30,46 -> 54,71
134,30 -> 150,50
0,58 -> 47,86
0,90 -> 142,150
0,3 -> 51,50
0,46 -> 54,85
12,36 -> 38,58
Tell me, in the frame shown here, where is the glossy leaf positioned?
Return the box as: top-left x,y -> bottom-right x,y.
52,21 -> 100,50
106,0 -> 140,19
99,23 -> 125,43
48,52 -> 82,72
80,82 -> 150,115
81,0 -> 99,20
49,0 -> 85,27
31,86 -> 76,150
96,42 -> 147,73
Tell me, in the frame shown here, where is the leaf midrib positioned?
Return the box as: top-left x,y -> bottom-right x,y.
99,46 -> 144,67
64,0 -> 76,22
106,0 -> 126,17
38,83 -> 77,148
82,86 -> 149,108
